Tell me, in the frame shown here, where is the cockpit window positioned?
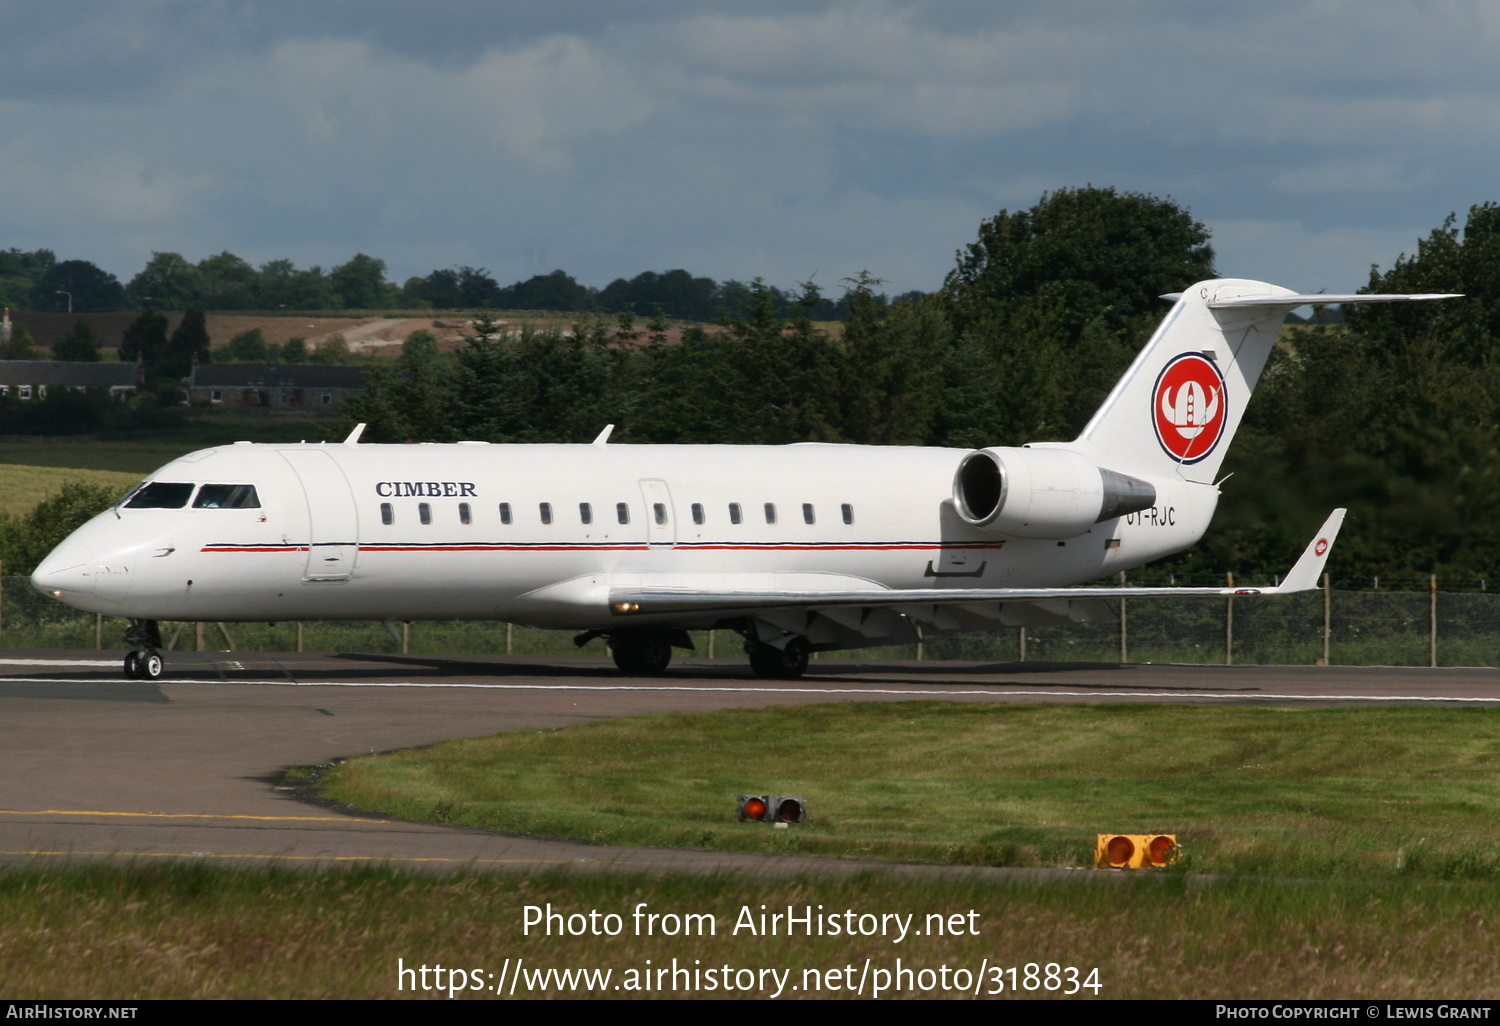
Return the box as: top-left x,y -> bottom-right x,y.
124,482 -> 195,509
193,484 -> 261,509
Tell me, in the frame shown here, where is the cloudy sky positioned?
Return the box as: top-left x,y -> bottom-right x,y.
1,1 -> 1495,297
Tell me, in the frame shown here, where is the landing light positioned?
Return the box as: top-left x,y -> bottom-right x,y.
738,794 -> 806,825
48,590 -> 65,599
1095,833 -> 1177,869
611,601 -> 641,614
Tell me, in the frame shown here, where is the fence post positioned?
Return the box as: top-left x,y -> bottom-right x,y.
1018,627 -> 1027,662
1225,572 -> 1234,665
96,613 -> 103,650
506,622 -> 513,655
708,628 -> 715,659
1,564 -> 5,645
916,623 -> 925,661
1321,573 -> 1330,666
1430,574 -> 1438,668
1118,571 -> 1128,663
195,622 -> 205,652
402,621 -> 410,655
296,622 -> 304,653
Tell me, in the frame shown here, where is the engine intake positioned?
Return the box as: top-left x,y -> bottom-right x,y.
953,448 -> 1156,539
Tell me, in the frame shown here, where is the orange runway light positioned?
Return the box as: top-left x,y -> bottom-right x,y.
1095,833 -> 1177,869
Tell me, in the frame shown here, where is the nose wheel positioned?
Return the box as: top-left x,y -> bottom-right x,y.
122,619 -> 164,680
123,650 -> 163,680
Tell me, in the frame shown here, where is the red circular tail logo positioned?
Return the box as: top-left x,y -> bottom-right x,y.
1153,353 -> 1227,464
1315,538 -> 1329,556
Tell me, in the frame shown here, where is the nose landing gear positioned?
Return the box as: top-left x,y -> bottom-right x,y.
122,620 -> 164,680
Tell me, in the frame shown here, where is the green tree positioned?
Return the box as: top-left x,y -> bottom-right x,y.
280,337 -> 309,363
945,186 -> 1217,438
0,481 -> 118,573
51,320 -> 102,361
496,270 -> 595,312
197,251 -> 258,309
221,328 -> 270,362
0,247 -> 56,310
126,252 -> 207,310
162,310 -> 211,377
330,254 -> 393,309
36,260 -> 126,312
0,323 -> 40,360
402,328 -> 440,363
834,274 -> 945,445
256,260 -> 335,309
118,310 -> 168,367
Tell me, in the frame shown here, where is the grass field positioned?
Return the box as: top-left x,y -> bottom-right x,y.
0,463 -> 144,517
4,860 -> 1497,998
321,702 -> 1500,881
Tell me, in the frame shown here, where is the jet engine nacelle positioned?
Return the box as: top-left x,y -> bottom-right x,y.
953,447 -> 1157,539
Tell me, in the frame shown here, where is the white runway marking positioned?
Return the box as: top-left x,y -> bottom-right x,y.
3,676 -> 1498,704
0,659 -> 122,667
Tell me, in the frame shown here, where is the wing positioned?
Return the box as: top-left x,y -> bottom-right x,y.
606,509 -> 1346,619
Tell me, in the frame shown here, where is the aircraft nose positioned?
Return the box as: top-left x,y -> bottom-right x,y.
31,535 -> 99,601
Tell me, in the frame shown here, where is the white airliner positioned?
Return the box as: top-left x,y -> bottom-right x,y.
32,279 -> 1456,680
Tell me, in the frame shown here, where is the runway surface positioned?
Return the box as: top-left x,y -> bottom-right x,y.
3,648 -> 1497,872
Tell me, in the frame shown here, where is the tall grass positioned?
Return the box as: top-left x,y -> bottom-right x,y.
2,864 -> 1495,998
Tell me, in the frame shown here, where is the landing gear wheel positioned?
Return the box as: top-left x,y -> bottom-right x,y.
124,650 -> 162,680
746,637 -> 810,679
610,629 -> 673,676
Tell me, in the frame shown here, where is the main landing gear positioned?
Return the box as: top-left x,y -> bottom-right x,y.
745,636 -> 810,680
600,627 -> 694,676
122,619 -> 164,680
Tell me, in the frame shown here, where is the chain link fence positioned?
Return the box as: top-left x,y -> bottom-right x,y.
2,575 -> 1495,667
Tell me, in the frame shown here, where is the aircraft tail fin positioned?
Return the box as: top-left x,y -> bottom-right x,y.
1065,279 -> 1459,483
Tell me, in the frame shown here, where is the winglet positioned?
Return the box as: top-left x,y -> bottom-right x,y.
1269,508 -> 1346,593
343,423 -> 366,445
592,424 -> 615,446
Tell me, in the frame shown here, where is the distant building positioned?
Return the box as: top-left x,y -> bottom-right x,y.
186,362 -> 366,410
0,359 -> 140,400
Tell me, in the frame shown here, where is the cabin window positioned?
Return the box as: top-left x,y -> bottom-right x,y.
124,482 -> 195,509
459,502 -> 471,525
653,502 -> 667,526
802,503 -> 815,525
419,502 -> 432,525
193,484 -> 261,509
381,503 -> 394,526
540,502 -> 553,525
499,502 -> 512,525
729,502 -> 742,525
616,502 -> 630,525
580,502 -> 593,525
764,503 -> 777,525
842,503 -> 854,525
691,502 -> 704,525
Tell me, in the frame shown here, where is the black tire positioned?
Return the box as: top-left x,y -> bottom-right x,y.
123,652 -> 140,679
610,630 -> 672,675
140,652 -> 164,680
746,637 -> 809,679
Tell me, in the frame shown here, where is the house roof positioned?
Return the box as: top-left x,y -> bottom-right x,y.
0,360 -> 139,387
188,363 -> 366,389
